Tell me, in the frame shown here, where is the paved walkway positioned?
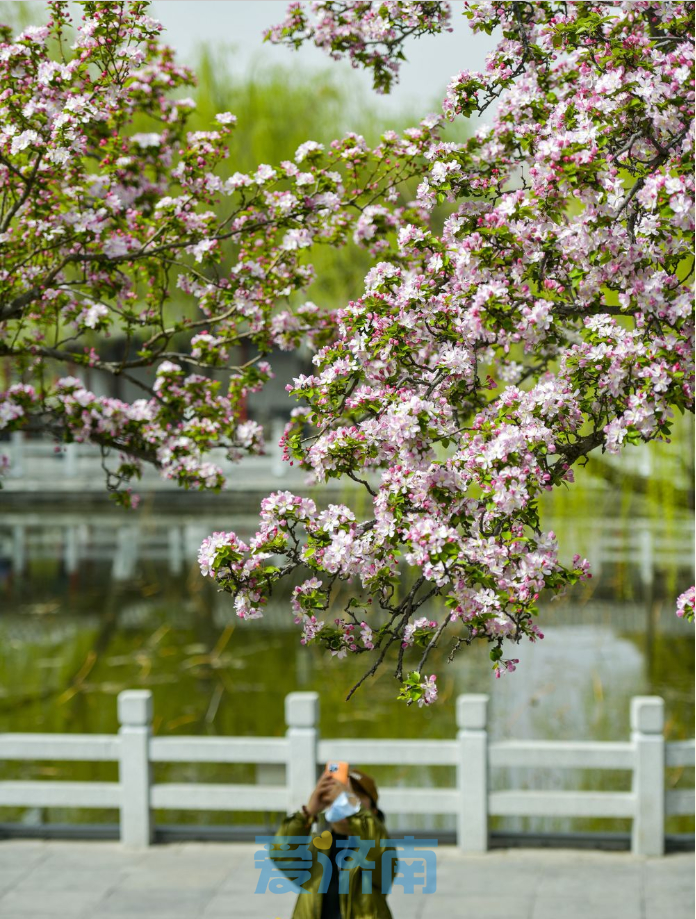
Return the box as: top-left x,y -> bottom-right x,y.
0,839 -> 693,919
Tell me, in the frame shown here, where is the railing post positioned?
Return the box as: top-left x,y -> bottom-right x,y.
271,417 -> 288,478
9,430 -> 23,478
64,526 -> 79,576
112,526 -> 139,582
118,690 -> 153,847
456,693 -> 489,853
631,695 -> 664,856
12,524 -> 26,576
285,692 -> 319,813
64,442 -> 77,478
167,526 -> 183,575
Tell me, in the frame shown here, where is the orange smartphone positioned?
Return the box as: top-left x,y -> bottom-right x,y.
325,761 -> 349,785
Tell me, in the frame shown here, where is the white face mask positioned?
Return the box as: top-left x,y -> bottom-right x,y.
324,790 -> 361,823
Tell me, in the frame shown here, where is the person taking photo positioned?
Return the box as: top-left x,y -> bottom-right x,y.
270,765 -> 397,919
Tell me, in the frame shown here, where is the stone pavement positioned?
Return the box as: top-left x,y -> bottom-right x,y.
0,839 -> 693,919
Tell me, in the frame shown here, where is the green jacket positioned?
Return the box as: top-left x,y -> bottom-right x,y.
270,807 -> 397,919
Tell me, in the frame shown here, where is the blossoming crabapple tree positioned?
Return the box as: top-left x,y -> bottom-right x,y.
0,1 -> 438,505
200,1 -> 695,706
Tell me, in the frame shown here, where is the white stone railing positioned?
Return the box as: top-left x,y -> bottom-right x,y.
2,509 -> 693,586
2,512 -> 693,583
4,430 -> 292,485
0,691 -> 692,855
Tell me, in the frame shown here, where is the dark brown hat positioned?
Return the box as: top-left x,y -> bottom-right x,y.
348,768 -> 379,807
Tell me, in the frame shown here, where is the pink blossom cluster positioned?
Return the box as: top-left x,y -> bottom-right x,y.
493,658 -> 519,680
264,1 -> 452,94
1,1 -> 440,506
417,674 -> 438,707
676,587 -> 695,622
402,618 -> 438,649
203,1 -> 694,703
